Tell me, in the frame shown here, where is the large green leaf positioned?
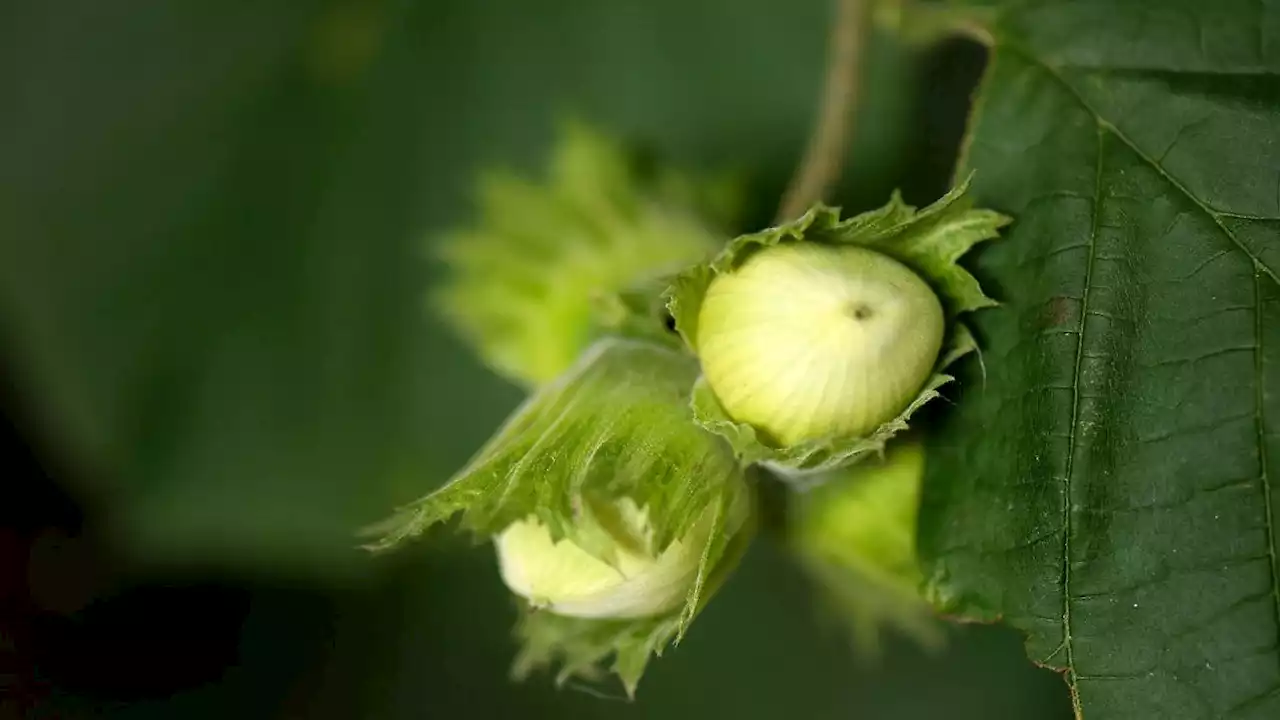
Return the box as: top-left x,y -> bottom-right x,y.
919,1 -> 1280,718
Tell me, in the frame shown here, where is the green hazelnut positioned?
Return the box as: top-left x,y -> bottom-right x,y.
696,243 -> 945,447
795,439 -> 924,580
495,498 -> 713,619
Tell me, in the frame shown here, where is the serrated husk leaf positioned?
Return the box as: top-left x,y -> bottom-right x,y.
435,121 -> 731,386
591,273 -> 687,352
668,177 -> 1007,475
364,338 -> 746,557
365,337 -> 754,695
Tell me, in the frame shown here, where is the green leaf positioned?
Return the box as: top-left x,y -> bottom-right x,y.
435,122 -> 729,387
669,184 -> 1007,473
918,2 -> 1280,718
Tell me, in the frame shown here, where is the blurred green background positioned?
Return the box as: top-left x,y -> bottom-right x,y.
2,0 -> 1072,717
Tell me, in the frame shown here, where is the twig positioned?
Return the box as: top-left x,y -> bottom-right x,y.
776,0 -> 867,223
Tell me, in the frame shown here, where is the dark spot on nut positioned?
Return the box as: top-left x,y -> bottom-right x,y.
848,303 -> 875,321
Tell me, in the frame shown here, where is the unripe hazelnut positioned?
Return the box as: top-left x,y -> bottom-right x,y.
696,243 -> 944,446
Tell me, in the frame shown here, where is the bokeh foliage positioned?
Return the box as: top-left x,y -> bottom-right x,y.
2,0 -> 1073,718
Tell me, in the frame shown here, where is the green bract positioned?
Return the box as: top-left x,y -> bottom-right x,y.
435,122 -> 735,386
365,338 -> 753,696
668,177 -> 1009,474
790,438 -> 940,652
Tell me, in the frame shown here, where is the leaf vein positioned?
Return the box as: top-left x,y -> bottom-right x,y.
1254,266 -> 1280,688
1051,110 -> 1106,714
1000,43 -> 1280,288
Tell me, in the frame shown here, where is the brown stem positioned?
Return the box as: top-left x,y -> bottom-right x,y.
776,0 -> 867,223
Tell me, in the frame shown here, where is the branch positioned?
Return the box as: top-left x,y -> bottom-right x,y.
776,0 -> 867,223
